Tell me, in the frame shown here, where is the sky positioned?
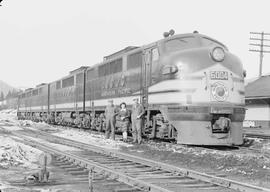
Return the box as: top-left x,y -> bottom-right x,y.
1,0 -> 270,88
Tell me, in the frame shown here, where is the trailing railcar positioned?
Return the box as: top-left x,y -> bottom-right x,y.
18,84 -> 49,121
48,66 -> 87,126
17,31 -> 245,145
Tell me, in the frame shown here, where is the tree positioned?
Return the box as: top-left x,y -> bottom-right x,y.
11,89 -> 18,98
0,92 -> 4,101
6,90 -> 11,99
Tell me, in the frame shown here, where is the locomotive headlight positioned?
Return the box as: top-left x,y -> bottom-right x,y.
211,82 -> 229,102
211,47 -> 225,62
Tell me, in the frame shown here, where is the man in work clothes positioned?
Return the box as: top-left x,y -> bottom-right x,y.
131,98 -> 145,144
105,100 -> 117,140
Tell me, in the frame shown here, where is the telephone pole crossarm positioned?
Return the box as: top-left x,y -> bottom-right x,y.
249,31 -> 270,77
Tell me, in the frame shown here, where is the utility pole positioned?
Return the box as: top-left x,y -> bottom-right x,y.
249,32 -> 270,77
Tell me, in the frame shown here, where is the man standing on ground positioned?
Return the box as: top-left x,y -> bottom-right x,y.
131,98 -> 145,144
105,100 -> 117,140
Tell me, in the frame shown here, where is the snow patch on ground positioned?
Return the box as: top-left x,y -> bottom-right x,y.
19,120 -> 60,133
1,125 -> 23,131
0,109 -> 18,125
53,128 -> 132,150
0,136 -> 42,169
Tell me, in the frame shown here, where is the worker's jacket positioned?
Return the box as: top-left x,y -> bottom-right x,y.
131,104 -> 145,120
105,105 -> 117,119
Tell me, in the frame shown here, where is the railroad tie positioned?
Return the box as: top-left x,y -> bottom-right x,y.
68,169 -> 89,175
64,166 -> 85,171
113,188 -> 141,192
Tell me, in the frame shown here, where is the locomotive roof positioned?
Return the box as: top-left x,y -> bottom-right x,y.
69,66 -> 88,75
156,33 -> 228,50
245,75 -> 270,99
25,88 -> 33,92
36,83 -> 47,88
21,32 -> 228,93
50,66 -> 88,84
103,46 -> 139,61
101,32 -> 226,61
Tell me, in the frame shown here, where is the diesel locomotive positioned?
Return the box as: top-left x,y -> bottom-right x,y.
17,31 -> 246,145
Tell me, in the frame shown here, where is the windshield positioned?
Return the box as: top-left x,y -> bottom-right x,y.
201,37 -> 227,50
165,36 -> 227,52
165,37 -> 198,52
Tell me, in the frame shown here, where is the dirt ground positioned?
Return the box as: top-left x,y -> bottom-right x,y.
120,139 -> 270,188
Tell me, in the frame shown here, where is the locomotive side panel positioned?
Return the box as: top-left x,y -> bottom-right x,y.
49,68 -> 87,113
85,53 -> 143,109
30,85 -> 49,113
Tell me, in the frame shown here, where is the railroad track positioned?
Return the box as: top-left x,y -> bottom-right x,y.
7,126 -> 270,192
244,132 -> 270,140
32,123 -> 270,161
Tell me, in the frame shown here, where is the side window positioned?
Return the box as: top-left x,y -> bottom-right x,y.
32,89 -> 38,96
87,69 -> 96,80
98,64 -> 106,77
127,51 -> 142,70
62,76 -> 74,88
152,48 -> 159,62
98,58 -> 123,77
38,88 -> 43,94
26,91 -> 31,97
76,73 -> 84,84
56,81 -> 61,89
110,58 -> 122,74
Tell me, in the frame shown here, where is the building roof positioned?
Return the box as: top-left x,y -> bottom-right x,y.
245,75 -> 270,99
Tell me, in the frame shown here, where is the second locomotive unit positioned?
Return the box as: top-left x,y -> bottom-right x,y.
17,31 -> 246,146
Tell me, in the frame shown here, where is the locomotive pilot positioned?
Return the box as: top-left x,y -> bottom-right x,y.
105,100 -> 118,140
131,98 -> 145,144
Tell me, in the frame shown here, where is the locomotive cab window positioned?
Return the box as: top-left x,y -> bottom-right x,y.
201,37 -> 227,49
152,48 -> 159,61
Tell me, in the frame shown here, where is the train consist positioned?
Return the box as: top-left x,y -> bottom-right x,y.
17,31 -> 246,146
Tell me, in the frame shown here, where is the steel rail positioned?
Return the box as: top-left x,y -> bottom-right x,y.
53,137 -> 270,192
15,128 -> 270,192
11,132 -> 176,192
244,133 -> 270,140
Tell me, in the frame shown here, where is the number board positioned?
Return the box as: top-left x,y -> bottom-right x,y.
210,71 -> 228,80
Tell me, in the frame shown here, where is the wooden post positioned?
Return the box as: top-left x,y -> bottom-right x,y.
89,169 -> 93,192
